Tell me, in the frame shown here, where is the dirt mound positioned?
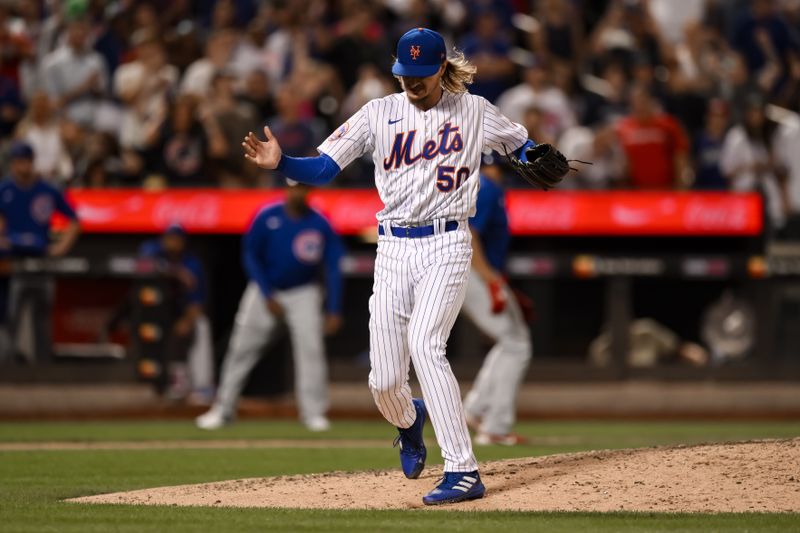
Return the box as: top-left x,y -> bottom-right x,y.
70,439 -> 800,512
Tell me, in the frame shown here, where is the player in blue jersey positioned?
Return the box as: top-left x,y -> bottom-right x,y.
461,155 -> 532,445
0,141 -> 80,362
197,180 -> 344,431
138,224 -> 214,403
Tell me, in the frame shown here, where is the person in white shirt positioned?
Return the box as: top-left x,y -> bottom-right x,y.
14,92 -> 73,186
114,32 -> 178,151
496,60 -> 576,141
719,94 -> 786,230
39,18 -> 109,128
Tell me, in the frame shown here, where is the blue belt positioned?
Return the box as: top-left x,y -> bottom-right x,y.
378,221 -> 459,238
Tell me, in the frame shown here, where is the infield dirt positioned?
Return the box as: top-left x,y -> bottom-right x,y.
70,439 -> 800,512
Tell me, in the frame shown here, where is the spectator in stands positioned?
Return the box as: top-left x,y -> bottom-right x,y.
268,84 -> 323,159
319,2 -> 391,90
615,84 -> 691,189
692,99 -> 730,190
209,0 -> 239,32
497,59 -> 576,140
557,123 -> 622,190
522,105 -> 556,148
459,9 -> 515,102
663,21 -> 724,135
731,0 -> 800,94
0,8 -> 27,139
0,72 -> 24,141
531,0 -> 585,67
114,32 -> 179,152
719,92 -> 786,230
129,1 -> 162,36
773,100 -> 800,238
340,64 -> 393,119
0,5 -> 33,92
238,69 -> 275,125
226,23 -> 270,85
590,0 -> 665,71
0,141 -> 80,362
14,92 -> 72,187
775,46 -> 800,109
647,0 -> 707,46
580,59 -> 630,126
257,1 -> 297,87
179,29 -> 238,98
74,131 -> 135,188
146,95 -> 225,187
40,17 -> 109,129
386,0 -> 451,44
202,69 -> 260,187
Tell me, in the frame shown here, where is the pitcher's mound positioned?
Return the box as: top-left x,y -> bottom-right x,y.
70,438 -> 800,512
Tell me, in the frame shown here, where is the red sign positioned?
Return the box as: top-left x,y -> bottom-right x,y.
62,189 -> 763,236
506,191 -> 763,236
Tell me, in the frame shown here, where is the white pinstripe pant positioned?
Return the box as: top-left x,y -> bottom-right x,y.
368,224 -> 478,473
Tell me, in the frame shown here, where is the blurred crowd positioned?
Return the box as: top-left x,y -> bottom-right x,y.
0,0 -> 799,229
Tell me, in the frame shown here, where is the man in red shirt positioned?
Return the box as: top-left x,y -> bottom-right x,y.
615,85 -> 691,189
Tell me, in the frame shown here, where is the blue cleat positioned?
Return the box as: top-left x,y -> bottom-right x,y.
422,471 -> 486,505
393,398 -> 427,479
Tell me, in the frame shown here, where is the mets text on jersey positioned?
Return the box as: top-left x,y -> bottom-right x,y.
383,122 -> 464,170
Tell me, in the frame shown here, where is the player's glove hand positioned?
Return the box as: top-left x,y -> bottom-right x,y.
487,278 -> 508,314
504,143 -> 587,191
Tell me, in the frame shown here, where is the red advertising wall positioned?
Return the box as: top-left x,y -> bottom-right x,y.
61,189 -> 764,236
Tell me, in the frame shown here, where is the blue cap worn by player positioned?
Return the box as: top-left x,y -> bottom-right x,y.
391,28 -> 447,78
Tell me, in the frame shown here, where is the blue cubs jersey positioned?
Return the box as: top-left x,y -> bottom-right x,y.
139,239 -> 207,307
243,203 -> 344,313
0,177 -> 78,257
469,175 -> 510,272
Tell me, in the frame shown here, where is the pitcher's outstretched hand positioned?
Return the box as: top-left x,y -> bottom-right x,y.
243,126 -> 282,170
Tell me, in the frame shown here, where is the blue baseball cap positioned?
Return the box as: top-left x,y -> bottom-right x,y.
9,141 -> 34,160
391,27 -> 446,78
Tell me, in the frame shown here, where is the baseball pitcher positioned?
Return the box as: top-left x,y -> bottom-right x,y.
242,28 -> 568,505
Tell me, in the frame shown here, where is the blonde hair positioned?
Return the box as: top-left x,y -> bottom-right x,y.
441,49 -> 476,94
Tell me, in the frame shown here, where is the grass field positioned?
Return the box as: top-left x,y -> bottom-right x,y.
2,420 -> 799,532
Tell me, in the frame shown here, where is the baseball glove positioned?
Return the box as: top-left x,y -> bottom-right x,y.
504,143 -> 582,191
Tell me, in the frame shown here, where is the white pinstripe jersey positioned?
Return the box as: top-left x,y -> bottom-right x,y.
318,90 -> 528,226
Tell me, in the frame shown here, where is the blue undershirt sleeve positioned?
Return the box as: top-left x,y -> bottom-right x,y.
513,139 -> 537,163
276,153 -> 341,185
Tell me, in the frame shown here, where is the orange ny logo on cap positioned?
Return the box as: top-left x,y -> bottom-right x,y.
410,45 -> 421,60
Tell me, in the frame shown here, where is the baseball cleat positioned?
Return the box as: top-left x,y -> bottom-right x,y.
422,470 -> 485,505
195,405 -> 232,430
394,398 -> 427,479
304,415 -> 331,432
474,432 -> 529,446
